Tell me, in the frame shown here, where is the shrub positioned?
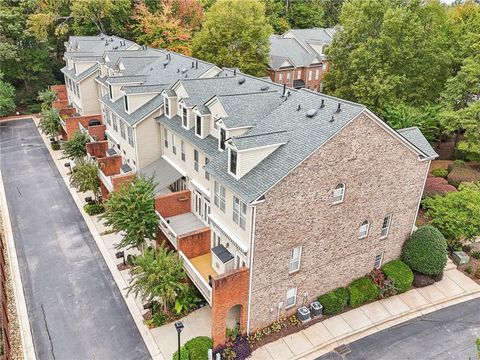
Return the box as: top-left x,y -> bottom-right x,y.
317,287 -> 349,315
172,347 -> 189,360
51,141 -> 61,150
431,168 -> 448,178
347,277 -> 379,308
402,226 -> 447,276
230,337 -> 251,360
381,260 -> 413,293
423,177 -> 457,197
475,268 -> 480,280
184,337 -> 212,360
465,266 -> 473,274
369,269 -> 396,298
83,203 -> 105,215
447,160 -> 465,173
447,166 -> 480,187
472,251 -> 480,260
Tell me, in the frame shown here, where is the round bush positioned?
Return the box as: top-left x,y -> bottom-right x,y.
348,277 -> 379,308
401,226 -> 447,276
83,203 -> 105,215
431,168 -> 448,179
382,260 -> 413,293
184,336 -> 213,360
317,287 -> 349,315
172,347 -> 189,360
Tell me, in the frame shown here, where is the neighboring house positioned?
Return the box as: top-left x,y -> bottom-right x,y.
268,28 -> 336,92
55,35 -> 437,349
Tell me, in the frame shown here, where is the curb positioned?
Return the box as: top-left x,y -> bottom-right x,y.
291,286 -> 480,360
0,172 -> 37,359
32,118 -> 164,360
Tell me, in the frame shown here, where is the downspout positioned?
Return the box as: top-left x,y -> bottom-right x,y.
410,159 -> 431,235
246,205 -> 257,335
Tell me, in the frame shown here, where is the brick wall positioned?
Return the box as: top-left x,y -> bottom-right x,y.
98,155 -> 122,176
65,114 -> 102,140
52,99 -> 69,110
177,227 -> 211,259
59,107 -> 77,118
268,64 -> 324,91
50,84 -> 67,101
248,112 -> 430,331
154,190 -> 191,218
88,124 -> 106,141
112,173 -> 135,191
100,180 -> 110,200
86,141 -> 108,158
211,267 -> 250,348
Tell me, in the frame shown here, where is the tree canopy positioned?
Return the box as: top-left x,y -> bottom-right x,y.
62,130 -> 89,160
70,160 -> 101,201
0,71 -> 15,116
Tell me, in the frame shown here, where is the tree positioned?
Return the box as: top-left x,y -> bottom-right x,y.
286,0 -> 325,29
132,0 -> 204,55
38,108 -> 61,140
127,247 -> 189,312
70,160 -> 101,201
0,71 -> 15,116
321,0 -> 344,27
324,0 -> 455,114
192,0 -> 273,76
62,130 -> 89,160
102,176 -> 158,254
37,88 -> 57,111
262,0 -> 290,33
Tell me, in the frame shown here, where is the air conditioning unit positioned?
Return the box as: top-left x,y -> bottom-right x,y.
310,301 -> 323,317
297,306 -> 311,323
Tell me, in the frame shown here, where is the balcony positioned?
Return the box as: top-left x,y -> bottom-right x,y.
157,211 -> 207,250
179,251 -> 215,305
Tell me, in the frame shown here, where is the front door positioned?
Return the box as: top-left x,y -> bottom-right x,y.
203,199 -> 210,223
194,190 -> 203,218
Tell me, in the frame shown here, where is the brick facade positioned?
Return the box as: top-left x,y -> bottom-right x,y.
88,124 -> 106,141
65,114 -> 102,140
177,227 -> 211,259
268,64 -> 324,91
86,141 -> 108,158
248,112 -> 429,331
50,84 -> 68,101
112,173 -> 135,191
211,267 -> 250,348
52,99 -> 69,110
98,155 -> 122,176
100,180 -> 110,200
154,190 -> 191,218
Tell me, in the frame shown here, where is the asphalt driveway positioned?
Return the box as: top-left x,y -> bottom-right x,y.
0,119 -> 150,360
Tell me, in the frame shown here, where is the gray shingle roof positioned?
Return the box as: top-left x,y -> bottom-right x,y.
284,28 -> 337,60
67,35 -> 136,56
231,130 -> 290,150
61,64 -> 99,82
100,94 -> 163,126
397,127 -> 438,159
269,35 -> 319,70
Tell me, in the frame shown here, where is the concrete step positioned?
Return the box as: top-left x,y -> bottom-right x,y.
445,258 -> 457,271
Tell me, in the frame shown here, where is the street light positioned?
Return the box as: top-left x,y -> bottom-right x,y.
175,321 -> 184,360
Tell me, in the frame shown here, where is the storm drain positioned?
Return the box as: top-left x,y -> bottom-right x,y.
334,344 -> 351,356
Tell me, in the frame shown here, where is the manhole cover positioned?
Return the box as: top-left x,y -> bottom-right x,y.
334,344 -> 351,356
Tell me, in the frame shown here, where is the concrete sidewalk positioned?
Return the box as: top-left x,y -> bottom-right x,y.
250,262 -> 480,360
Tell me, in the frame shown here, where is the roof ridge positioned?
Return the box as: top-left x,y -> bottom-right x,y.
217,90 -> 279,98
235,130 -> 288,140
299,88 -> 365,107
397,126 -> 420,132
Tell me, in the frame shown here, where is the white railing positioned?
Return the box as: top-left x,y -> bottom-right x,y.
156,211 -> 177,249
59,116 -> 66,131
98,169 -> 113,192
179,251 -> 212,305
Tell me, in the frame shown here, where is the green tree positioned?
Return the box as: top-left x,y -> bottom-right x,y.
127,247 -> 189,312
0,71 -> 15,116
62,130 -> 89,160
192,0 -> 273,76
38,108 -> 61,140
324,0 -> 455,114
70,160 -> 101,201
321,0 -> 344,27
102,176 -> 158,254
287,0 -> 325,29
37,88 -> 57,111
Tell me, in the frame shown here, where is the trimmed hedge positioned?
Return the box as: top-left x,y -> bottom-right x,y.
83,203 -> 105,215
172,347 -> 189,360
317,287 -> 349,315
447,166 -> 480,187
382,260 -> 413,293
348,277 -> 379,308
423,177 -> 457,198
401,226 -> 447,276
185,336 -> 213,360
431,168 -> 448,178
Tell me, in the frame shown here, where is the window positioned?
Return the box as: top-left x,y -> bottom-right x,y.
297,70 -> 302,79
359,220 -> 369,238
308,70 -> 313,81
214,181 -> 226,212
194,149 -> 199,171
124,95 -> 129,112
315,69 -> 319,80
322,63 -> 327,71
127,126 -> 134,147
219,128 -> 226,150
182,107 -> 188,127
75,84 -> 80,96
214,118 -> 219,130
380,215 -> 392,239
112,114 -> 118,132
289,246 -> 302,273
374,252 -> 384,269
172,134 -> 176,154
287,72 -> 291,80
205,158 -> 210,180
286,287 -> 297,308
233,196 -> 246,230
120,121 -> 125,139
229,149 -> 237,175
164,98 -> 170,117
278,73 -> 283,81
106,108 -> 111,126
163,128 -> 168,148
109,85 -> 113,100
333,183 -> 345,204
181,140 -> 185,161
195,115 -> 202,136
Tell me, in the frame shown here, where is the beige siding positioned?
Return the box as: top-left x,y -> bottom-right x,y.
128,93 -> 156,113
135,114 -> 162,169
75,61 -> 96,75
238,145 -> 279,178
81,75 -> 101,115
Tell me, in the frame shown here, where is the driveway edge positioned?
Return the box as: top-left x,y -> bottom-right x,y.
0,171 -> 37,360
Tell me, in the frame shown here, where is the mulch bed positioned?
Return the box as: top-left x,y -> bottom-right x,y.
457,254 -> 480,285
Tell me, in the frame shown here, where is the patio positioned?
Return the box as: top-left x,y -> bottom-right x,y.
190,253 -> 218,282
166,212 -> 206,235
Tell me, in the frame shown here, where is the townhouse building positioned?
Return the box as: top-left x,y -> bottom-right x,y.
268,28 -> 336,92
53,35 -> 437,349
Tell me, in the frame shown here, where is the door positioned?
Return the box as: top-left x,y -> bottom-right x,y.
194,191 -> 202,218
203,199 -> 210,223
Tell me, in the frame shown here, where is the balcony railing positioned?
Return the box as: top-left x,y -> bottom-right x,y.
156,211 -> 177,248
59,116 -> 66,131
179,251 -> 212,305
98,169 -> 113,192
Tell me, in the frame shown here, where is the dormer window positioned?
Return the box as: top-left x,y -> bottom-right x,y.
164,98 -> 170,117
73,63 -> 77,74
229,149 -> 237,175
182,107 -> 188,128
195,115 -> 202,137
124,95 -> 129,112
109,85 -> 113,100
219,128 -> 226,151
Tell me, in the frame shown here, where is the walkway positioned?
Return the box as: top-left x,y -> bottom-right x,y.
250,261 -> 480,360
0,119 -> 150,360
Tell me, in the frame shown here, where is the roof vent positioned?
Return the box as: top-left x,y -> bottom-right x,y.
234,69 -> 237,76
177,68 -> 180,73
320,99 -> 325,108
191,61 -> 195,68
195,60 -> 198,69
150,67 -> 153,71
163,59 -> 169,67
297,104 -> 301,111
330,115 -> 335,122
238,77 -> 246,85
336,103 -> 342,113
181,68 -> 188,74
260,85 -> 269,91
306,109 -> 317,118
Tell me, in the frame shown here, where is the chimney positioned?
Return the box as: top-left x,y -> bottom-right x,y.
320,99 -> 325,108
336,103 -> 341,113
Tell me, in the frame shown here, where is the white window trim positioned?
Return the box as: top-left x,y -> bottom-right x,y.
332,183 -> 345,204
124,94 -> 129,113
228,147 -> 238,178
164,97 -> 170,118
285,287 -> 297,309
182,106 -> 188,129
218,127 -> 227,151
195,114 -> 202,138
232,195 -> 246,230
180,140 -> 185,161
193,149 -> 199,172
359,221 -> 370,239
380,215 -> 392,239
172,134 -> 176,155
374,251 -> 384,269
289,246 -> 302,274
163,128 -> 168,148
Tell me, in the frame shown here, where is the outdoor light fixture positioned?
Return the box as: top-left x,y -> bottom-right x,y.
115,251 -> 126,266
143,302 -> 153,310
175,321 -> 184,360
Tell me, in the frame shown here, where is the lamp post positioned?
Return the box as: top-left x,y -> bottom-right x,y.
175,321 -> 184,360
